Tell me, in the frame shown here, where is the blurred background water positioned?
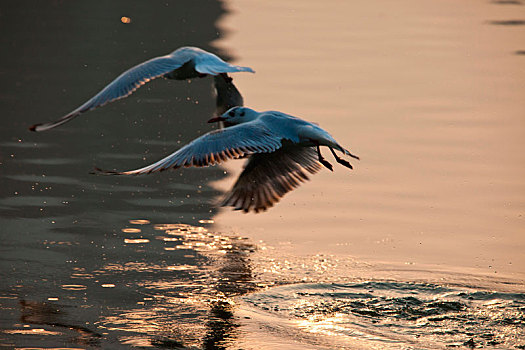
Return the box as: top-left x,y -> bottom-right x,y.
1,0 -> 524,349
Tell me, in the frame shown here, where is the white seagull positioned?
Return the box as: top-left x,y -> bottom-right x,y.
95,107 -> 359,213
29,47 -> 254,132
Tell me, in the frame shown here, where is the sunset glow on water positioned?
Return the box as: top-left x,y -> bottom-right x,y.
1,0 -> 523,348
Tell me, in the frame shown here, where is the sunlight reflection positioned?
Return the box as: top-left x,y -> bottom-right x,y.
92,221 -> 258,348
3,328 -> 63,336
60,285 -> 87,291
121,228 -> 141,233
129,219 -> 150,225
241,281 -> 525,348
296,313 -> 366,338
123,238 -> 150,244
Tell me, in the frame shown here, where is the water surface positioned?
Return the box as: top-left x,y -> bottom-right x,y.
1,0 -> 524,349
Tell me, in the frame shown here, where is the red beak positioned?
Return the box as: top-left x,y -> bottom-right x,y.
207,116 -> 225,123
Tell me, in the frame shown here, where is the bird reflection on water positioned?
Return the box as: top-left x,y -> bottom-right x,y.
97,222 -> 259,349
4,222 -> 260,349
17,299 -> 102,347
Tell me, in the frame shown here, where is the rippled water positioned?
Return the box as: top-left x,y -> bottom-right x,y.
1,0 -> 524,349
239,282 -> 525,349
2,220 -> 523,349
1,221 -> 256,348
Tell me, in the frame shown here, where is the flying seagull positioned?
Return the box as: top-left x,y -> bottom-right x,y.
29,47 -> 254,132
213,73 -> 244,117
95,107 -> 359,213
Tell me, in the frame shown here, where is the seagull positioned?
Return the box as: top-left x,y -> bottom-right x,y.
29,46 -> 254,132
95,107 -> 359,213
213,73 -> 244,117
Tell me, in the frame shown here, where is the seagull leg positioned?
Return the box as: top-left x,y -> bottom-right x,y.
316,144 -> 333,171
329,147 -> 353,170
347,151 -> 360,160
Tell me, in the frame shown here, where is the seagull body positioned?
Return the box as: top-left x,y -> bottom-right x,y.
29,47 -> 254,132
96,107 -> 359,213
213,73 -> 244,116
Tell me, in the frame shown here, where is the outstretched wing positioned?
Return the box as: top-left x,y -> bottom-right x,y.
194,51 -> 255,75
96,122 -> 283,175
29,55 -> 187,132
222,144 -> 322,213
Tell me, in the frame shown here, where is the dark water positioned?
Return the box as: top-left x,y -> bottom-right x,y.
0,1 -> 240,348
1,1 -> 524,349
1,222 -> 258,348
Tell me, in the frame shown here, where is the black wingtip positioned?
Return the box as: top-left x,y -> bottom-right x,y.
29,124 -> 40,132
91,167 -> 120,175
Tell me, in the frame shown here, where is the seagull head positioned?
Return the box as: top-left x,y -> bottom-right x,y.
208,107 -> 258,127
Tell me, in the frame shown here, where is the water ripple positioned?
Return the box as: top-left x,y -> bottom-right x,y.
240,281 -> 525,349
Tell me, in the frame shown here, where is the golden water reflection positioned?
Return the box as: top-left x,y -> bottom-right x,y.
128,219 -> 150,225
90,221 -> 374,348
93,221 -> 258,348
6,219 -> 522,349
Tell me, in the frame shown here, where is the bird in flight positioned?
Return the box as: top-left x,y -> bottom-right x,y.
95,107 -> 359,213
213,73 -> 244,117
29,46 -> 254,132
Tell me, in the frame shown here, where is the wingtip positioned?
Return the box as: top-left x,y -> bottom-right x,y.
91,167 -> 120,175
236,66 -> 255,74
28,124 -> 40,132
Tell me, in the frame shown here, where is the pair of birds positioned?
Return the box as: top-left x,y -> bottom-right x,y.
30,47 -> 359,213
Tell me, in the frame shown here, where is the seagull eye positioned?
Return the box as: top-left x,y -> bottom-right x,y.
240,111 -> 245,117
229,111 -> 235,117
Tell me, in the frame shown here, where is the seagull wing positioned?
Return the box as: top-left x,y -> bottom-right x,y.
194,51 -> 255,75
96,122 -> 283,175
222,144 -> 323,213
30,55 -> 187,132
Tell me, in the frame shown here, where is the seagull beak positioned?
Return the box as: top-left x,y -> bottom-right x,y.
207,116 -> 225,123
